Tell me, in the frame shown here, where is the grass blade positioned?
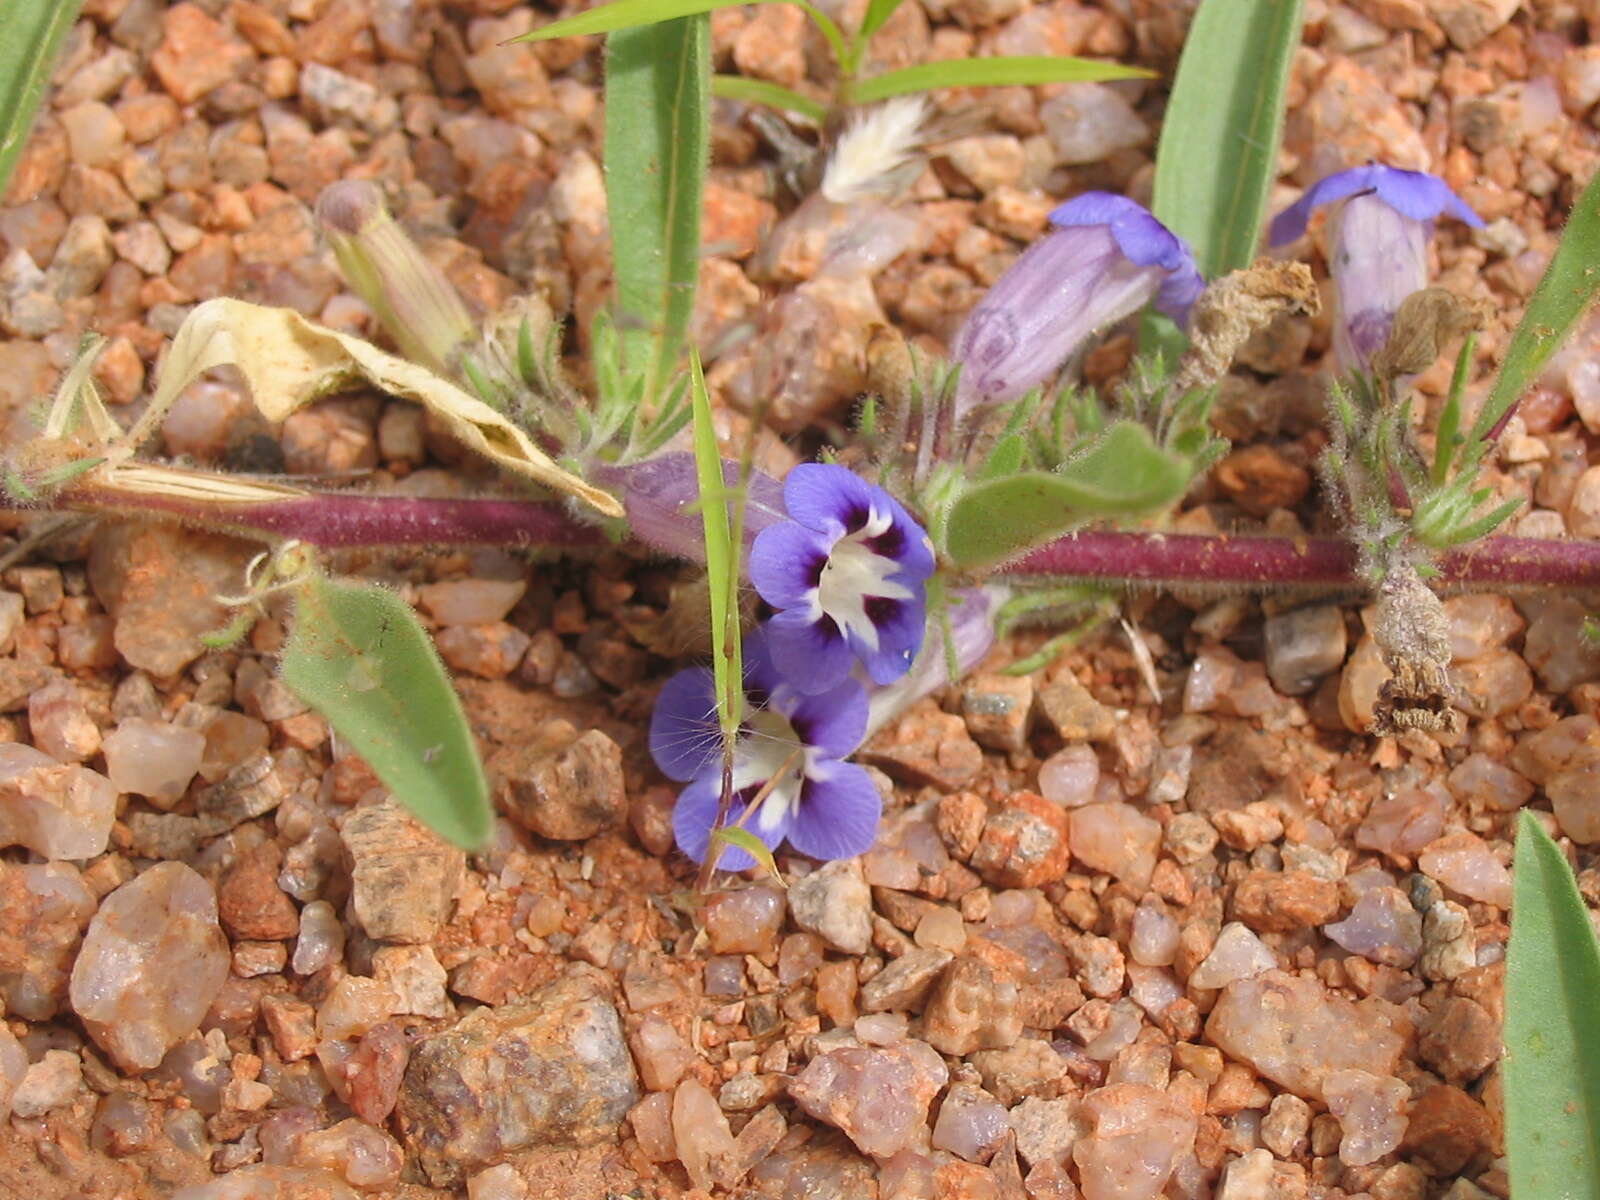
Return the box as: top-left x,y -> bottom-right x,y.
857,0 -> 906,42
0,0 -> 83,198
605,17 -> 710,404
711,74 -> 826,123
688,350 -> 741,746
850,56 -> 1149,103
1150,0 -> 1305,279
282,575 -> 491,850
1469,166 -> 1600,456
1505,810 -> 1600,1199
517,0 -> 741,39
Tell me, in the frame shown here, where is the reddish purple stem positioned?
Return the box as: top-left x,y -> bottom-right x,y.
46,486 -> 1600,591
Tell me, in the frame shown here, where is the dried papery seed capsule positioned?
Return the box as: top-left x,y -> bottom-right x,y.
315,180 -> 475,378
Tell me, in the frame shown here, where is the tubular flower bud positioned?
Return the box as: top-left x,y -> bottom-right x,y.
315,180 -> 476,378
950,192 -> 1202,421
1268,164 -> 1482,374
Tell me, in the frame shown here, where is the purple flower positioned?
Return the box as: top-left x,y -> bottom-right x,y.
1269,164 -> 1483,372
950,192 -> 1202,417
749,463 -> 935,694
649,628 -> 882,868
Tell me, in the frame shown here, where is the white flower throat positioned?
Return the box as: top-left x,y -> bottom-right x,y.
734,709 -> 808,833
814,507 -> 912,651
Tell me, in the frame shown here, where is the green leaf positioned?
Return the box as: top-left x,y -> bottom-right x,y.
857,0 -> 906,42
849,56 -> 1150,104
282,575 -> 491,850
1506,810 -> 1600,1199
517,0 -> 848,60
945,422 -> 1191,567
605,17 -> 711,404
0,0 -> 82,200
689,350 -> 742,744
709,827 -> 784,883
1471,166 -> 1600,456
1150,0 -> 1305,279
710,74 -> 826,123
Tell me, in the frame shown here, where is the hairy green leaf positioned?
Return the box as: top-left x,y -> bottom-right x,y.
945,422 -> 1191,567
710,74 -> 826,123
0,0 -> 82,199
1151,0 -> 1304,279
1505,810 -> 1600,1199
1471,166 -> 1600,457
605,17 -> 710,404
282,575 -> 490,850
850,56 -> 1149,104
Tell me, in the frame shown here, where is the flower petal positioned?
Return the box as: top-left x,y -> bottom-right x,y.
765,608 -> 854,694
749,521 -> 830,612
1373,166 -> 1483,227
783,676 -> 869,759
671,775 -> 791,869
782,462 -> 881,536
1268,165 -> 1383,245
784,761 -> 883,861
1050,192 -> 1202,326
649,666 -> 720,781
847,593 -> 927,685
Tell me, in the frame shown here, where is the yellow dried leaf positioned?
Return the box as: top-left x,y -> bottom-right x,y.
132,298 -> 621,517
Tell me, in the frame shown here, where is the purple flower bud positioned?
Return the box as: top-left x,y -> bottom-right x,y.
1268,164 -> 1483,373
591,453 -> 788,561
865,585 -> 1003,738
950,193 -> 1201,419
315,180 -> 476,378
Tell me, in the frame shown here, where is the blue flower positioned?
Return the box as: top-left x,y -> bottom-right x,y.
950,192 -> 1202,416
1269,164 -> 1483,372
748,463 -> 935,694
649,628 -> 882,867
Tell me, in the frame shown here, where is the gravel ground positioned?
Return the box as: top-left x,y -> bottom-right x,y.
1,0 -> 1599,1197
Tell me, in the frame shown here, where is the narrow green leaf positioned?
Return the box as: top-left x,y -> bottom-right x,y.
0,0 -> 83,199
857,0 -> 907,43
689,350 -> 741,743
710,74 -> 826,124
605,17 -> 710,404
1471,166 -> 1600,455
516,0 -> 846,56
850,56 -> 1150,104
945,422 -> 1191,567
1150,0 -> 1305,278
1506,810 -> 1600,1199
1432,330 -> 1476,486
282,575 -> 491,850
709,827 -> 784,883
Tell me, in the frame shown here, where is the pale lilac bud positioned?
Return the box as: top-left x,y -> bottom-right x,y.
865,585 -> 1004,737
1269,164 -> 1482,374
949,193 -> 1201,423
315,180 -> 476,377
591,452 -> 787,561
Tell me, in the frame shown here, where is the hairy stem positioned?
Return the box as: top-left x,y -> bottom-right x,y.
29,486 -> 1600,590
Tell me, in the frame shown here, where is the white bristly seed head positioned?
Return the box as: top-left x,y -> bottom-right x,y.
821,96 -> 929,205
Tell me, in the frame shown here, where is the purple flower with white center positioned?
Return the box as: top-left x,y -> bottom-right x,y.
649,628 -> 881,868
1269,164 -> 1483,373
950,192 -> 1203,420
749,463 -> 935,694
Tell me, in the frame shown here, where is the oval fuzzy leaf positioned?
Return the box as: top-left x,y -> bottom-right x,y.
850,56 -> 1150,103
1471,166 -> 1600,455
945,422 -> 1190,568
1505,810 -> 1600,1199
605,18 -> 711,403
282,575 -> 491,850
1151,0 -> 1305,279
0,1 -> 82,197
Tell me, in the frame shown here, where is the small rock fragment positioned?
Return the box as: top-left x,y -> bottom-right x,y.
1323,1068 -> 1409,1166
1069,803 -> 1161,891
0,861 -> 96,1019
789,859 -> 872,954
972,793 -> 1071,889
1072,1083 -> 1196,1200
0,742 -> 118,860
789,1041 -> 949,1159
671,1077 -> 736,1190
859,947 -> 953,1014
922,956 -> 1023,1055
1187,922 -> 1276,990
70,862 -> 230,1071
11,1049 -> 82,1118
1324,887 -> 1423,968
343,799 -> 465,943
931,1083 -> 1009,1163
101,718 -> 205,805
